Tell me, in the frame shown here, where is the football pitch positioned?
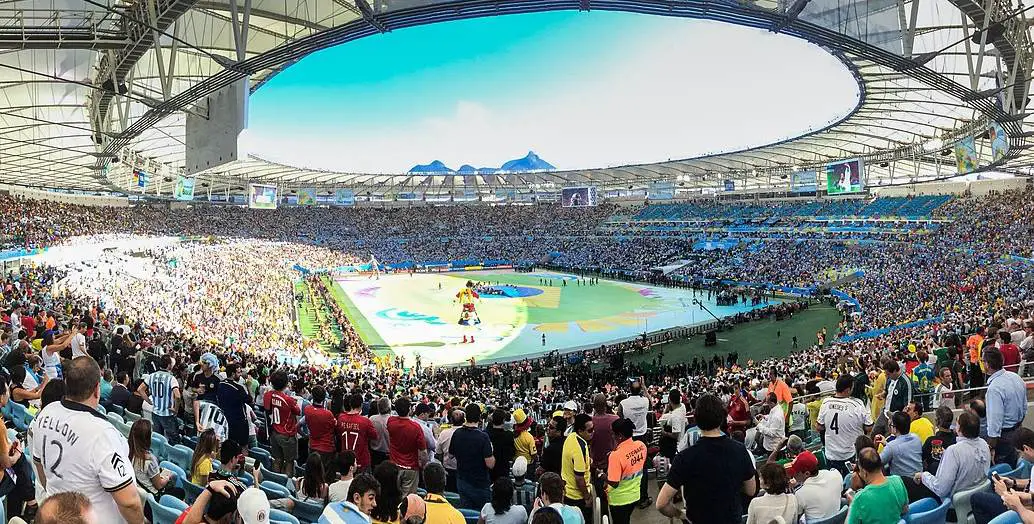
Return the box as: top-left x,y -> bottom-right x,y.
330,269 -> 779,365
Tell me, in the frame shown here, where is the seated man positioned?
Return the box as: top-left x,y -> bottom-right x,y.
878,411 -> 923,478
789,450 -> 843,522
972,428 -> 1034,524
847,448 -> 909,524
529,472 -> 585,524
320,473 -> 381,524
906,412 -> 990,502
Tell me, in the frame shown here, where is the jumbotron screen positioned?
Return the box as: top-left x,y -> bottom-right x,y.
561,186 -> 598,207
825,159 -> 865,195
248,184 -> 278,209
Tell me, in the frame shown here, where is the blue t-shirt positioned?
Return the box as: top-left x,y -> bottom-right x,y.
449,426 -> 493,488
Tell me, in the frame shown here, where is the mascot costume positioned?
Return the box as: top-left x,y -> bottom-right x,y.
455,280 -> 481,343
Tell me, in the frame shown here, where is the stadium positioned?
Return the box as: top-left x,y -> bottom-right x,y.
1,1 -> 1034,524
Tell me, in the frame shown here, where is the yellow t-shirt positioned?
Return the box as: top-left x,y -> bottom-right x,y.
515,430 -> 537,462
191,457 -> 212,485
806,399 -> 822,430
423,494 -> 465,524
910,417 -> 935,445
871,372 -> 887,421
561,433 -> 591,501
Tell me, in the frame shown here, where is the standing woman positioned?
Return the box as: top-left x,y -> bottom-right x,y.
0,373 -> 38,520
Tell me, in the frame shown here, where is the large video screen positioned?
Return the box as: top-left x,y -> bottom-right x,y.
561,186 -> 598,207
173,176 -> 195,201
647,180 -> 675,200
248,184 -> 278,209
333,189 -> 355,206
790,171 -> 818,193
825,159 -> 864,195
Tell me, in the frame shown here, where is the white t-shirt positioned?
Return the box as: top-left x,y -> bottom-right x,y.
41,347 -> 61,379
197,400 -> 228,441
480,502 -> 528,524
328,478 -> 352,503
31,400 -> 136,524
659,405 -> 687,437
70,333 -> 88,359
795,469 -> 843,522
619,395 -> 650,437
817,396 -> 873,460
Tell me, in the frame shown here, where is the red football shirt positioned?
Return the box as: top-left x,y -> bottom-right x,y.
263,390 -> 300,436
337,412 -> 379,469
386,416 -> 426,470
1001,343 -> 1021,371
304,404 -> 337,453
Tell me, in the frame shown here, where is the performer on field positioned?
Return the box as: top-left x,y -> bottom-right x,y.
456,280 -> 481,343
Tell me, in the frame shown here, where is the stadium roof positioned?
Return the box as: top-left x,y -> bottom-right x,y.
2,0 -> 1034,199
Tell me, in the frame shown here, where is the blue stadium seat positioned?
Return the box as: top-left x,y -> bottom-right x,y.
238,471 -> 254,486
160,495 -> 188,512
96,404 -> 106,415
989,511 -> 1023,524
459,508 -> 479,524
260,464 -> 289,486
109,404 -> 125,417
167,444 -> 194,473
106,413 -> 124,426
907,497 -> 951,524
183,480 -> 204,504
291,499 -> 324,524
123,410 -> 141,424
8,402 -> 30,432
249,447 -> 272,469
808,505 -> 847,524
270,509 -> 299,524
908,498 -> 939,515
159,460 -> 186,489
260,480 -> 292,500
149,498 -> 183,524
151,433 -> 169,460
988,463 -> 1012,480
1007,459 -> 1031,479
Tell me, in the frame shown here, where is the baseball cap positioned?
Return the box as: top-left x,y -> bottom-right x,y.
563,400 -> 578,411
206,478 -> 270,524
512,456 -> 528,478
786,450 -> 819,477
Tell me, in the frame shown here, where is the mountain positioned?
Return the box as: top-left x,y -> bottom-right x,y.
500,151 -> 555,172
408,160 -> 454,173
456,165 -> 477,174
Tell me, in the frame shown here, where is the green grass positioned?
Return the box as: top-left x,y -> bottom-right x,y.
294,281 -> 322,343
628,305 -> 843,365
322,275 -> 389,350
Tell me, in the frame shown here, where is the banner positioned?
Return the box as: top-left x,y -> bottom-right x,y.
333,189 -> 355,206
990,122 -> 1009,162
248,184 -> 278,209
790,171 -> 818,193
647,180 -> 675,200
297,187 -> 317,206
954,136 -> 978,174
398,192 -> 420,201
132,169 -> 148,188
173,176 -> 195,201
561,186 -> 598,207
825,158 -> 864,195
723,179 -> 735,192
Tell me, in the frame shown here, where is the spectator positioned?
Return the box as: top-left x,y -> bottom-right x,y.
108,371 -> 131,409
657,394 -> 757,524
878,411 -> 923,478
658,388 -> 687,458
747,463 -> 799,524
337,393 -> 379,473
31,357 -> 142,524
818,374 -> 873,476
450,403 -> 495,509
921,406 -> 958,474
139,354 -> 181,445
905,400 -> 935,445
421,462 -> 464,524
983,347 -> 1027,467
370,462 -> 402,524
617,380 -> 652,508
189,428 -> 220,485
216,363 -> 251,449
0,373 -> 37,521
788,450 -> 842,522
846,448 -> 908,524
37,492 -> 94,524
561,413 -> 594,523
972,428 -> 1034,524
486,408 -> 515,482
539,417 -> 566,476
512,408 -> 537,467
528,472 -> 584,524
369,397 -> 392,467
127,419 -> 185,505
320,472 -> 380,523
295,453 -> 329,505
177,478 -> 268,524
478,477 -> 528,524
908,411 -> 990,502
398,493 -> 426,524
878,360 -> 912,435
510,457 -> 536,515
329,450 -> 357,503
606,418 -> 646,524
263,371 -> 301,475
756,392 -> 786,454
435,409 -> 465,492
387,396 -> 427,495
305,386 -> 338,472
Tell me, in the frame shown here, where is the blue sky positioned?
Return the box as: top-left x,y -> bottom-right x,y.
248,11 -> 860,173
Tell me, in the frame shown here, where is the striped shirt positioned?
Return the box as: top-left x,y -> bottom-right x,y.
319,501 -> 372,524
145,371 -> 179,417
197,400 -> 228,441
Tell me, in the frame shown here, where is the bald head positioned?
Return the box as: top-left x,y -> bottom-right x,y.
38,492 -> 94,524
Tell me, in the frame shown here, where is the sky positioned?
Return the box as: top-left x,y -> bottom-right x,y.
247,11 -> 861,174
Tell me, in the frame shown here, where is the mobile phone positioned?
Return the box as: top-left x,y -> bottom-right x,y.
993,472 -> 1003,482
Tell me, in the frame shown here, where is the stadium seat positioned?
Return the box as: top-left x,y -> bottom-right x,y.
416,488 -> 427,497
8,403 -> 30,432
988,511 -> 1023,524
116,420 -> 132,438
238,471 -> 254,486
138,487 -> 155,521
444,491 -> 461,508
109,404 -> 125,417
1007,459 -> 1031,479
808,505 -> 847,524
260,464 -> 289,486
952,478 -> 992,524
260,481 -> 292,500
907,497 -> 951,524
183,480 -> 204,504
96,404 -> 106,415
159,460 -> 186,489
160,494 -> 188,512
167,444 -> 194,473
106,412 -> 124,426
291,499 -> 324,524
149,498 -> 183,524
123,411 -> 141,424
988,463 -> 1012,480
183,435 -> 199,448
459,508 -> 479,524
909,498 -> 939,515
249,447 -> 272,469
270,509 -> 300,524
151,433 -> 169,460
